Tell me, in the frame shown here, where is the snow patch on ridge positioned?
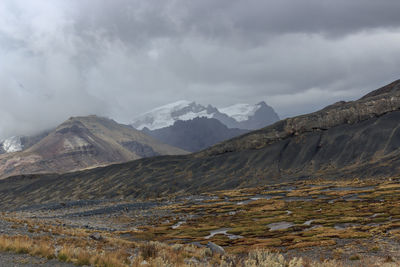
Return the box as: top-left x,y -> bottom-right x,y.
1,136 -> 23,153
132,100 -> 213,130
220,103 -> 261,122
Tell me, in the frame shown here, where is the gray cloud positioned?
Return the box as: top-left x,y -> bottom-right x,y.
0,0 -> 400,138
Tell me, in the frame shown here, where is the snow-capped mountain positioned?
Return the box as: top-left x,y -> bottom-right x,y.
131,100 -> 279,131
131,100 -> 204,130
131,100 -> 233,130
0,136 -> 23,153
220,103 -> 266,122
221,101 -> 280,130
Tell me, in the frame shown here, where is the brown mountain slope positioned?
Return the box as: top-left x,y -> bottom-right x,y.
1,80 -> 400,207
0,115 -> 187,178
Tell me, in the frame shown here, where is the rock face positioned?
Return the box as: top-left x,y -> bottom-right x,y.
142,117 -> 249,152
0,115 -> 187,178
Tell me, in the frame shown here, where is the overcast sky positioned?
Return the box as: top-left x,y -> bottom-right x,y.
1,0 -> 400,139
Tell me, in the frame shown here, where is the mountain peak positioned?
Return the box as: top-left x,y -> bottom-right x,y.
256,101 -> 267,106
220,101 -> 279,125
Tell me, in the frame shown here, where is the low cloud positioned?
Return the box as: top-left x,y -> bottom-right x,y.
1,0 -> 400,138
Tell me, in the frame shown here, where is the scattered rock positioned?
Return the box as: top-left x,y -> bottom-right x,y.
184,257 -> 200,265
89,233 -> 104,241
206,241 -> 225,255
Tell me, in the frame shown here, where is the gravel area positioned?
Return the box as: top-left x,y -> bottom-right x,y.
0,252 -> 75,267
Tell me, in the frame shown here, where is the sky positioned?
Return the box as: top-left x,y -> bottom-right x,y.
1,0 -> 400,139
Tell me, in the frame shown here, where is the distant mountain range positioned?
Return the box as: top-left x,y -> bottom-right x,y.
142,117 -> 249,152
0,115 -> 186,178
0,100 -> 279,176
131,100 -> 279,131
2,79 -> 400,205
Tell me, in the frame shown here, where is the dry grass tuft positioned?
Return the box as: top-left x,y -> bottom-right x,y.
140,242 -> 158,260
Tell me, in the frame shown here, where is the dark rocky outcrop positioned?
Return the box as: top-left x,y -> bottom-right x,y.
143,118 -> 249,152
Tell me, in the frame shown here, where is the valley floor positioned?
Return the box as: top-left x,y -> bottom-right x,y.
1,178 -> 400,266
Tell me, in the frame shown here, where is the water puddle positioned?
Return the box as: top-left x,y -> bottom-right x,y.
267,221 -> 294,231
342,194 -> 362,201
334,223 -> 360,230
367,223 -> 383,227
204,228 -> 243,240
316,195 -> 331,200
172,221 -> 185,229
303,220 -> 314,226
321,186 -> 374,192
236,194 -> 273,205
285,197 -> 313,202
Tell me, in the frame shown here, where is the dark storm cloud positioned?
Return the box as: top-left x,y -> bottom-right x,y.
1,0 -> 400,138
72,0 -> 400,42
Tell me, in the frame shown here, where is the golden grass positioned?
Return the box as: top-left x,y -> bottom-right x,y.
0,234 -> 396,267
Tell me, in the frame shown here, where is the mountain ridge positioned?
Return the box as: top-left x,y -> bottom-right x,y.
131,100 -> 279,131
142,117 -> 249,152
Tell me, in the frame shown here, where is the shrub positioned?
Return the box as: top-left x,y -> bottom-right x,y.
140,242 -> 158,260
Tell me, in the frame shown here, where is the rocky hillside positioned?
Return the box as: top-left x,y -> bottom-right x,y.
199,79 -> 400,157
1,80 -> 400,205
143,117 -> 249,152
0,115 -> 186,178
